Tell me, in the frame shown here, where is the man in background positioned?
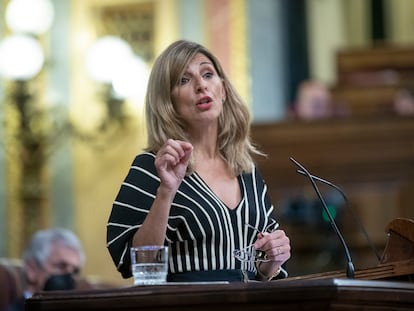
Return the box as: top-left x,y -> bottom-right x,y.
294,80 -> 333,120
1,227 -> 85,311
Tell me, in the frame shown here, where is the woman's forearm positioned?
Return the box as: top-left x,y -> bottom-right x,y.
132,185 -> 176,246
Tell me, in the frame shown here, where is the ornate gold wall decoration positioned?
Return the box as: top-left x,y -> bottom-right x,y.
93,2 -> 155,63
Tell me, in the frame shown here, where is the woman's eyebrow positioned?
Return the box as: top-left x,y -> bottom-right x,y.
200,61 -> 213,66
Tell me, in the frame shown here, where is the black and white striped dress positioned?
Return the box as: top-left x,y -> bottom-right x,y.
106,152 -> 279,279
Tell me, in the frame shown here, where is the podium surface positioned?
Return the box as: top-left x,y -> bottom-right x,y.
26,218 -> 414,310
26,278 -> 414,311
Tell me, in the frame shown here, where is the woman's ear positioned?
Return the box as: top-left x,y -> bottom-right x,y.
221,80 -> 226,103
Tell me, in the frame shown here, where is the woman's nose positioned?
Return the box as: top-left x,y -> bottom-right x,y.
195,77 -> 207,92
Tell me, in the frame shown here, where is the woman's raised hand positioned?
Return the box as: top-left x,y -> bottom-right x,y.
155,139 -> 193,193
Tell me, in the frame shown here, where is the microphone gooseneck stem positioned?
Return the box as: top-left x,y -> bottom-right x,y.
297,170 -> 348,203
290,157 -> 355,278
296,169 -> 381,262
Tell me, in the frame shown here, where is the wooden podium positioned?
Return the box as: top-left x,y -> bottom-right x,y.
23,278 -> 414,311
25,218 -> 414,311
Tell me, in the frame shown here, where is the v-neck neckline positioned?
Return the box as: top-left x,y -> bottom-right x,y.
193,172 -> 245,210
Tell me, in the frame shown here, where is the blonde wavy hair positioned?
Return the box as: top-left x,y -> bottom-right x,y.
145,40 -> 263,175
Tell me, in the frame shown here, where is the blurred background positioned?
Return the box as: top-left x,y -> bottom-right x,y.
0,0 -> 413,286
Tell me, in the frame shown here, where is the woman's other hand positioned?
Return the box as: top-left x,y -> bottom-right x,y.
254,229 -> 291,279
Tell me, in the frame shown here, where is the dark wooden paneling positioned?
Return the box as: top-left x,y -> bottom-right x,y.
251,116 -> 414,275
251,116 -> 414,188
332,45 -> 414,115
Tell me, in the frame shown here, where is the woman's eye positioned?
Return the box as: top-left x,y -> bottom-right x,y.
179,77 -> 189,85
203,72 -> 213,79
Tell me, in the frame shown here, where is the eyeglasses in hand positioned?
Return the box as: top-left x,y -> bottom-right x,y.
233,222 -> 279,263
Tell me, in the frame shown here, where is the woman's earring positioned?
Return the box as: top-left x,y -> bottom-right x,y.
222,98 -> 225,104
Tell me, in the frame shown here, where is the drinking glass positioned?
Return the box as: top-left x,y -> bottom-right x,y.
130,245 -> 168,285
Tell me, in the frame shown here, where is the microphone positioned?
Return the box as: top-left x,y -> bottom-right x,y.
296,169 -> 381,262
290,157 -> 355,278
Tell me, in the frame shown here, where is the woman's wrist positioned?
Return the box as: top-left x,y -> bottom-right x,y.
156,184 -> 177,201
256,262 -> 281,281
